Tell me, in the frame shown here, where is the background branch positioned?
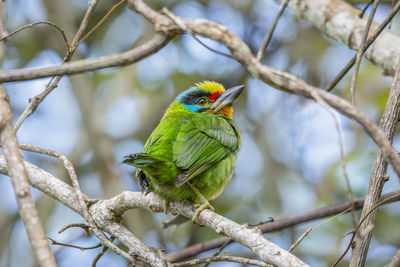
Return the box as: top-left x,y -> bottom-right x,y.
14,0 -> 99,131
0,33 -> 171,82
350,67 -> 400,265
279,0 -> 400,75
0,2 -> 56,266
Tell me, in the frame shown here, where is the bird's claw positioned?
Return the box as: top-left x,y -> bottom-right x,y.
192,202 -> 214,222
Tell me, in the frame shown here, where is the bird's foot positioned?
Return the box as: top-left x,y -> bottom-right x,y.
192,201 -> 214,222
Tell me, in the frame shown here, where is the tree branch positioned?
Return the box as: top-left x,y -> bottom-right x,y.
0,155 -> 307,267
0,33 -> 171,83
0,155 -> 171,266
173,255 -> 272,267
279,0 -> 400,75
14,0 -> 99,131
350,68 -> 400,265
165,190 -> 400,262
386,248 -> 400,267
0,2 -> 56,266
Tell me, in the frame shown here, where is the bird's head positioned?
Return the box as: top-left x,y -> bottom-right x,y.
176,81 -> 244,119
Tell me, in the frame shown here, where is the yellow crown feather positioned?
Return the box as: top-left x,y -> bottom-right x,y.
195,81 -> 225,94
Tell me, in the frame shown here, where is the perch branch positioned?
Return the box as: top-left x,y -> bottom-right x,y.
0,155 -> 170,266
0,155 -> 307,267
165,190 -> 400,262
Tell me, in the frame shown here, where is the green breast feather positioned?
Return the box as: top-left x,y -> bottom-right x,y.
123,82 -> 243,220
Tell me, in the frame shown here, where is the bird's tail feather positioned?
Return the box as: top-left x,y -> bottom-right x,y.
123,153 -> 177,184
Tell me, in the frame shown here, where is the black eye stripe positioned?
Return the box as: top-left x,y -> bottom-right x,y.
180,90 -> 211,105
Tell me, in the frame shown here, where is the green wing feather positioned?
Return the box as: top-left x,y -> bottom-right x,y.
173,116 -> 238,187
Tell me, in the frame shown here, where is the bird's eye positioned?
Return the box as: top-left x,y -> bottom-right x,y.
197,98 -> 208,106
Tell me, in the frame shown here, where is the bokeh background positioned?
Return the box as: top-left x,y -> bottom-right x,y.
1,0 -> 400,266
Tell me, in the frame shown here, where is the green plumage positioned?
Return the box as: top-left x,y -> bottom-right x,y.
123,82 -> 242,215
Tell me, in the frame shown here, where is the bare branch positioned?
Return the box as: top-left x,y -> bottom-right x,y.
0,33 -> 171,83
280,0 -> 400,76
350,68 -> 400,265
14,0 -> 99,131
0,91 -> 57,267
326,0 -> 400,91
48,238 -> 102,250
0,156 -> 307,267
91,237 -> 116,267
256,0 -> 290,62
173,255 -> 272,267
0,21 -> 69,49
100,191 -> 308,267
386,249 -> 400,267
0,155 -> 171,266
17,144 -> 140,263
333,191 -> 400,266
0,2 -> 56,266
288,227 -> 312,253
78,0 -> 127,45
165,190 -> 400,262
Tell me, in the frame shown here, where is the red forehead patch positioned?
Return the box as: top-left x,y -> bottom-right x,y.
210,91 -> 222,102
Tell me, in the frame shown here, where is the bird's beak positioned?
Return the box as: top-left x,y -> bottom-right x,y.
210,85 -> 244,113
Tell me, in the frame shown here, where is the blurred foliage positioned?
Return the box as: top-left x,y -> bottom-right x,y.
1,0 -> 400,266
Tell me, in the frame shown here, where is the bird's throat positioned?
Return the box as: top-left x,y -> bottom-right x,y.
206,105 -> 233,119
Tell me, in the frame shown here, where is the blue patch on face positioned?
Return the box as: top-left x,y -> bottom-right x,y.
177,88 -> 210,113
182,103 -> 202,113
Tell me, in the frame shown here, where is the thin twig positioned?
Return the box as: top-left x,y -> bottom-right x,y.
48,238 -> 102,251
14,0 -> 99,131
191,34 -> 232,58
78,0 -> 127,45
288,208 -> 351,252
203,238 -> 232,267
91,237 -> 116,267
256,0 -> 290,62
308,90 -> 357,226
349,0 -> 380,104
58,222 -> 90,234
359,0 -> 374,18
161,7 -> 232,58
289,227 -> 312,253
332,192 -> 400,266
173,255 -> 272,267
325,0 -> 400,91
0,21 -> 70,50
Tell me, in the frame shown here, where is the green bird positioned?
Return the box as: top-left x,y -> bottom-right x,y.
123,81 -> 243,221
